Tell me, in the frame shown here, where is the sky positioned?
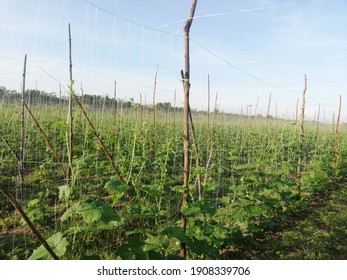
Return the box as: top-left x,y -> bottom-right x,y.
0,0 -> 346,122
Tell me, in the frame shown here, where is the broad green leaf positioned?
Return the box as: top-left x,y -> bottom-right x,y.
60,202 -> 80,221
27,198 -> 41,208
172,185 -> 186,193
162,227 -> 188,242
198,201 -> 217,215
231,211 -> 244,221
202,183 -> 217,192
105,180 -> 130,193
78,200 -> 120,224
182,204 -> 200,216
182,201 -> 216,216
60,200 -> 119,225
218,195 -> 231,205
139,184 -> 165,197
28,232 -> 69,260
58,185 -> 71,201
117,236 -> 148,260
51,121 -> 66,128
187,237 -> 219,259
142,238 -> 165,252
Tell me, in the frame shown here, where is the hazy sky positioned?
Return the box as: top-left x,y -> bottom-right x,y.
0,0 -> 346,121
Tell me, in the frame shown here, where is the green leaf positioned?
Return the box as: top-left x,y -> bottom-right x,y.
51,121 -> 66,128
29,232 -> 69,260
162,227 -> 188,242
117,236 -> 148,260
202,183 -> 218,193
187,237 -> 219,258
182,201 -> 216,216
27,198 -> 41,208
182,204 -> 200,216
231,211 -> 244,221
60,202 -> 80,221
199,201 -> 217,215
218,196 -> 231,205
60,200 -> 120,225
139,184 -> 165,197
78,200 -> 120,224
105,180 -> 130,193
58,185 -> 71,201
172,185 -> 186,193
142,238 -> 164,252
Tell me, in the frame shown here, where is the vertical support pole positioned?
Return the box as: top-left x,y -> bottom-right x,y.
151,65 -> 159,158
297,74 -> 307,198
266,92 -> 271,119
67,23 -> 73,184
180,0 -> 198,260
333,95 -> 342,173
113,80 -> 117,124
19,54 -> 27,201
140,93 -> 143,130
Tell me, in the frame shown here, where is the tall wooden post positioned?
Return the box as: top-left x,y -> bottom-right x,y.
20,54 -> 27,201
67,23 -> 73,183
333,95 -> 342,173
180,0 -> 198,260
297,74 -> 307,198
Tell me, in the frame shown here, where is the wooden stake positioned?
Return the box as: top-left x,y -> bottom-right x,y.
73,95 -> 123,182
180,0 -> 198,260
188,106 -> 202,200
266,92 -> 271,119
204,74 -> 212,195
333,95 -> 342,172
24,103 -> 67,177
140,92 -> 143,130
20,54 -> 27,201
295,97 -> 299,130
0,135 -> 20,161
0,186 -> 59,260
206,74 -> 211,163
151,65 -> 159,158
67,23 -> 73,183
315,103 -> 320,141
297,74 -> 307,198
113,80 -> 117,124
173,89 -> 177,133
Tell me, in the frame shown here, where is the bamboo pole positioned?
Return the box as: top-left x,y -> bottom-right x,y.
0,186 -> 59,260
180,0 -> 198,260
206,74 -> 211,163
295,97 -> 299,131
73,95 -> 123,182
297,74 -> 307,198
173,89 -> 177,134
151,65 -> 159,158
315,103 -> 320,141
266,92 -> 271,119
188,106 -> 202,200
0,135 -> 20,161
67,23 -> 73,184
204,91 -> 217,187
24,103 -> 67,177
140,92 -> 143,130
333,95 -> 342,172
20,54 -> 27,201
113,80 -> 117,124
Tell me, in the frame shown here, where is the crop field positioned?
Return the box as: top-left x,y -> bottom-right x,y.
1,89 -> 346,260
1,0 -> 347,262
